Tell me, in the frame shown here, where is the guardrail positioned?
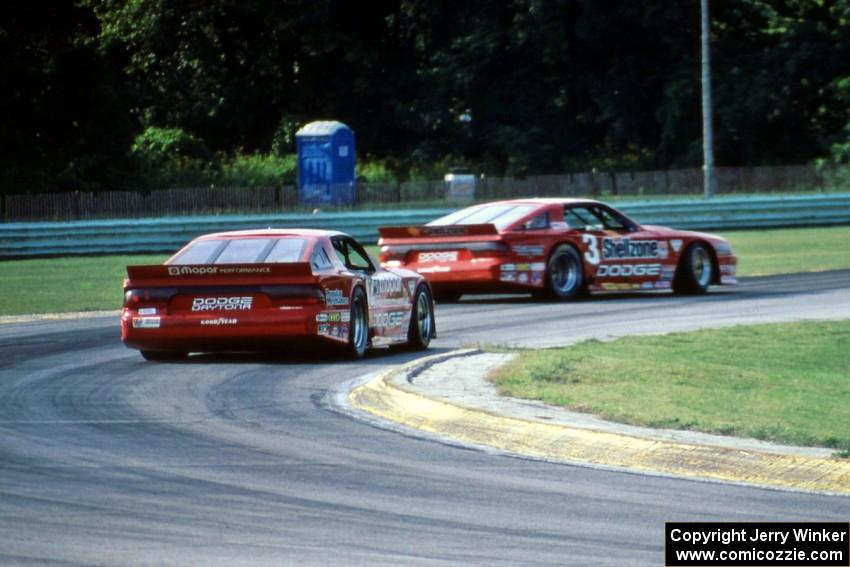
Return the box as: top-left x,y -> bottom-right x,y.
1,193 -> 848,258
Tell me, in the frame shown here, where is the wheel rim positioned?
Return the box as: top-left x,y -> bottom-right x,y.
692,247 -> 712,287
416,292 -> 432,341
352,298 -> 367,353
551,252 -> 578,294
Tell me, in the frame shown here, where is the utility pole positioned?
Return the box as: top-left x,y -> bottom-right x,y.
701,0 -> 717,199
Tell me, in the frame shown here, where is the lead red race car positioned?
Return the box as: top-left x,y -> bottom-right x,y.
377,198 -> 737,301
122,229 -> 436,361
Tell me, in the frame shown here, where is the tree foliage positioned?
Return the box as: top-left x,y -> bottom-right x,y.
2,0 -> 850,193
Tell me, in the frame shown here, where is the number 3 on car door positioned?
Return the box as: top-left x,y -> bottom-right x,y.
582,234 -> 600,265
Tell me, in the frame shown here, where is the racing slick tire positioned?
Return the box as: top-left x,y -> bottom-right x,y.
673,243 -> 714,295
406,285 -> 435,350
141,350 -> 187,362
347,287 -> 369,359
544,244 -> 585,300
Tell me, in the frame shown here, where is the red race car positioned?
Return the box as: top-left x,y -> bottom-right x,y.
122,229 -> 435,360
378,198 -> 737,301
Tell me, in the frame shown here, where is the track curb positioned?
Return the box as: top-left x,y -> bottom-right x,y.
348,349 -> 850,495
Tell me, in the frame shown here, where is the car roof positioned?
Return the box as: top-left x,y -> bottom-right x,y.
194,228 -> 345,240
468,197 -> 605,207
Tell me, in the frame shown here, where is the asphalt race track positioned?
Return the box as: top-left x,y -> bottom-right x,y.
1,271 -> 848,566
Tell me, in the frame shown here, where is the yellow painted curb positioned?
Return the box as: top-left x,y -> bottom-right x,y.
349,352 -> 850,495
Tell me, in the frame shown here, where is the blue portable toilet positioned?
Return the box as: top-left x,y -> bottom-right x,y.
296,121 -> 356,205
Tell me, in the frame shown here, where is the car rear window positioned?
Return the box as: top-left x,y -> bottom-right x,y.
428,204 -> 538,230
170,237 -> 306,264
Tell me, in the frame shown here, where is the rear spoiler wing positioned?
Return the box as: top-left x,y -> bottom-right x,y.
378,224 -> 499,240
126,262 -> 315,287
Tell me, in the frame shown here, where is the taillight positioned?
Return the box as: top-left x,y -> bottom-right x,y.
123,288 -> 177,308
380,245 -> 404,264
468,242 -> 510,258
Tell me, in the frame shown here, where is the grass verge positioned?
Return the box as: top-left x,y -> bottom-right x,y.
717,225 -> 850,276
0,226 -> 848,316
488,320 -> 850,453
0,254 -> 167,316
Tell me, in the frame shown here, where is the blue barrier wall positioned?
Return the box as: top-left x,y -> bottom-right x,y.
1,193 -> 848,258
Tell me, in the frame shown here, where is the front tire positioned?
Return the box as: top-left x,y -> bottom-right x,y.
673,243 -> 714,294
407,285 -> 435,350
347,287 -> 369,359
544,244 -> 584,300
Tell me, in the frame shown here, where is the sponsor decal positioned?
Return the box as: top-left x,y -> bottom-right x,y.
418,251 -> 459,263
192,296 -> 253,312
512,245 -> 544,257
420,226 -> 470,236
531,272 -> 543,286
339,325 -> 349,340
658,241 -> 669,259
596,263 -> 662,277
418,266 -> 450,273
500,272 -> 517,282
406,280 -> 416,295
373,311 -> 406,328
671,239 -> 683,253
641,281 -> 654,290
279,305 -> 303,311
655,281 -> 672,289
602,238 -> 663,260
138,307 -> 157,316
200,317 -> 237,326
132,316 -> 161,329
325,289 -> 348,306
501,264 -> 516,272
518,273 -> 529,284
168,266 -> 217,276
328,312 -> 342,322
721,264 -> 737,275
601,283 -> 619,291
721,275 -> 737,285
371,277 -> 403,296
661,265 -> 676,281
219,266 -> 271,275
531,262 -> 545,271
330,326 -> 339,337
316,313 -> 329,322
318,324 -> 330,335
516,263 -> 531,271
341,311 -> 351,323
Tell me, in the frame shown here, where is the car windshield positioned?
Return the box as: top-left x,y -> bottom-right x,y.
170,237 -> 306,264
428,204 -> 538,230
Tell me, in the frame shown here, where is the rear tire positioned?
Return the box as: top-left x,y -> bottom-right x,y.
544,244 -> 584,300
347,287 -> 369,359
141,350 -> 187,362
673,243 -> 713,294
406,285 -> 435,350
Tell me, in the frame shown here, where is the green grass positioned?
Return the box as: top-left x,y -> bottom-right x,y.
489,320 -> 850,452
719,226 -> 850,276
0,255 -> 167,316
1,225 -> 848,316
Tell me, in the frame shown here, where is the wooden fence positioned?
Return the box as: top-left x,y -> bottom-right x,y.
0,165 -> 834,222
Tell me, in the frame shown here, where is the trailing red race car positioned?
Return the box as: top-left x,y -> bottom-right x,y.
377,198 -> 737,301
121,229 -> 435,361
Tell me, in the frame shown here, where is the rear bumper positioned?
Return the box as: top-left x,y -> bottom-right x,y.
408,258 -> 547,292
121,306 -> 351,353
